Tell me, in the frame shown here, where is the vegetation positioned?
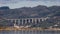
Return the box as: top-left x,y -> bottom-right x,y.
0,5 -> 60,28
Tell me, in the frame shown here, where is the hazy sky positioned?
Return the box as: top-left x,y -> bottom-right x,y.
0,0 -> 60,9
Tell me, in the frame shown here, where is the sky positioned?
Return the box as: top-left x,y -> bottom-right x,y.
0,0 -> 60,9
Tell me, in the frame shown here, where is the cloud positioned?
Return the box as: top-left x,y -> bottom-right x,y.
0,0 -> 60,9
0,0 -> 19,4
0,0 -> 60,4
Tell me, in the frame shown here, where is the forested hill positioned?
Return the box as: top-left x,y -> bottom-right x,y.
0,5 -> 60,19
0,5 -> 60,27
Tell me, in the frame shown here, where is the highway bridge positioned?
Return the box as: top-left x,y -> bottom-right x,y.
0,17 -> 49,28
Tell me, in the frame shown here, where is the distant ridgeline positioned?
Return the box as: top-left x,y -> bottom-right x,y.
0,6 -> 10,10
0,5 -> 60,19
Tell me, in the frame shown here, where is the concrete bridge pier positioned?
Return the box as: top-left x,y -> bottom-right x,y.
28,19 -> 30,23
22,19 -> 24,26
38,19 -> 41,23
35,18 -> 37,24
25,19 -> 27,24
17,19 -> 20,25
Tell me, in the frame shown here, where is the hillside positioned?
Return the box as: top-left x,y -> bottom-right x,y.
0,5 -> 60,28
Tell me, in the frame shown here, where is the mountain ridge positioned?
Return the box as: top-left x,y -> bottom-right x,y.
0,5 -> 60,18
